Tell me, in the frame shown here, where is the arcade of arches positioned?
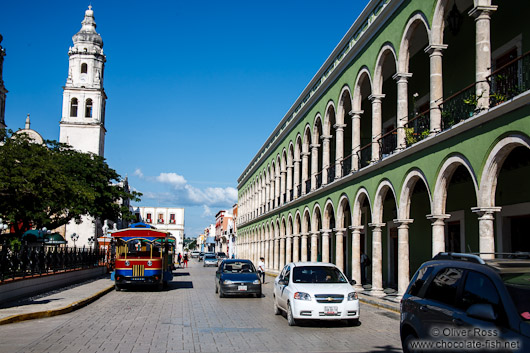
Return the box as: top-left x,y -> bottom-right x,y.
236,0 -> 530,296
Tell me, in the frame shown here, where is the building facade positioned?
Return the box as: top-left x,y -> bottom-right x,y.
134,206 -> 185,255
236,0 -> 530,296
59,6 -> 108,247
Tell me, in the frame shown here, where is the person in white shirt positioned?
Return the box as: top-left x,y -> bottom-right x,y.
257,257 -> 265,283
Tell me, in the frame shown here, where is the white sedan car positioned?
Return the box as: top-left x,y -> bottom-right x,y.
273,262 -> 360,326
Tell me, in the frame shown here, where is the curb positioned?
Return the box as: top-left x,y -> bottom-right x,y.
359,296 -> 400,313
0,284 -> 115,326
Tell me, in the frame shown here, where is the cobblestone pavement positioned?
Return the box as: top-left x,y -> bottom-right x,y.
0,260 -> 403,353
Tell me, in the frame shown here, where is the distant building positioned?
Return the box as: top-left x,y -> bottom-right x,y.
215,210 -> 235,257
133,206 -> 185,255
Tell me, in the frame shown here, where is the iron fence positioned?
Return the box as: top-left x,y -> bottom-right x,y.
357,143 -> 372,169
0,243 -> 103,282
489,51 -> 530,106
404,110 -> 430,147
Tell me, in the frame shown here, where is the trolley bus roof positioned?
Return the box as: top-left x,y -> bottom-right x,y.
111,228 -> 169,243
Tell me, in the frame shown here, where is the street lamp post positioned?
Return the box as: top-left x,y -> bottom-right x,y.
71,233 -> 79,248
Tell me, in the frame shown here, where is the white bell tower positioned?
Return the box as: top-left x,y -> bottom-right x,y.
60,6 -> 107,247
59,5 -> 106,156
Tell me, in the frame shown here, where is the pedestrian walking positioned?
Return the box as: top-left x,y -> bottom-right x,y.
177,252 -> 182,268
183,253 -> 189,268
360,251 -> 370,285
257,257 -> 265,283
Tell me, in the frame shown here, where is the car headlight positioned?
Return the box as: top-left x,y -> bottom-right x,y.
294,292 -> 311,300
223,280 -> 233,285
253,279 -> 260,284
348,292 -> 358,301
125,260 -> 130,267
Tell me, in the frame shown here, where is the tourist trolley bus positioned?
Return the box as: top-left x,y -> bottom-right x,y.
111,227 -> 173,290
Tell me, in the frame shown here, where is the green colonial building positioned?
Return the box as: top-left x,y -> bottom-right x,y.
236,0 -> 530,297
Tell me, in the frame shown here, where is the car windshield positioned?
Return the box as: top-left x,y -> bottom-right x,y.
292,266 -> 348,283
204,255 -> 216,260
223,262 -> 255,273
501,272 -> 530,321
217,253 -> 226,257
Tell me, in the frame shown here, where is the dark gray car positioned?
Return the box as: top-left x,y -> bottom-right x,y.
215,259 -> 262,298
400,252 -> 530,353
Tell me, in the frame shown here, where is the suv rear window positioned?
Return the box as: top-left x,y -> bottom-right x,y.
408,265 -> 434,296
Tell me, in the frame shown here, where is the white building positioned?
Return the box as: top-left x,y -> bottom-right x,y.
133,207 -> 185,255
59,6 -> 107,247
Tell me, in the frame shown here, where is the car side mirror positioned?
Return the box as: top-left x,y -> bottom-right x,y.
350,279 -> 356,285
466,303 -> 497,321
278,279 -> 287,285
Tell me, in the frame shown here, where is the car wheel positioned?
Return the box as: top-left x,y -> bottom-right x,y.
215,284 -> 218,293
219,288 -> 224,298
115,284 -> 121,291
255,291 -> 262,298
402,333 -> 419,353
287,302 -> 297,326
273,298 -> 281,315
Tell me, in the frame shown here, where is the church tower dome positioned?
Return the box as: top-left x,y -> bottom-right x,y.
72,6 -> 103,47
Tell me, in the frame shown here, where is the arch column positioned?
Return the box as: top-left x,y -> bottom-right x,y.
285,234 -> 292,264
394,219 -> 413,296
321,135 -> 332,185
301,152 -> 310,195
369,94 -> 385,162
393,72 -> 412,149
310,144 -> 320,191
275,173 -> 280,208
334,123 -> 347,179
425,44 -> 447,134
427,214 -> 451,256
350,225 -> 364,291
269,235 -> 274,270
293,158 -> 301,199
300,232 -> 309,262
321,229 -> 331,263
279,235 -> 285,269
292,233 -> 300,262
350,110 -> 363,172
334,228 -> 346,271
265,181 -> 271,212
472,207 -> 501,259
286,163 -> 293,202
369,223 -> 385,296
265,235 -> 270,269
469,5 -> 497,110
310,231 -> 319,262
274,233 -> 279,270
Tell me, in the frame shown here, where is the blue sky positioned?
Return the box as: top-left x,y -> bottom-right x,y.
1,0 -> 366,237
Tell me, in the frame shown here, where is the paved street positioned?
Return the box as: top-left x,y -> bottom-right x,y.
0,260 -> 402,353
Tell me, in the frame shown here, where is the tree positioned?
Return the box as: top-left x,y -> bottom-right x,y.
0,130 -> 141,237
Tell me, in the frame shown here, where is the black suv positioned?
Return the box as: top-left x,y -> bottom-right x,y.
400,252 -> 530,352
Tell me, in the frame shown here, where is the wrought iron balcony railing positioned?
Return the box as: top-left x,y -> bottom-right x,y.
404,110 -> 430,147
357,143 -> 372,169
327,165 -> 335,184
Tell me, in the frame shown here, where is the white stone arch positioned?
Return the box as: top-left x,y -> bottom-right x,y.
311,203 -> 323,233
431,0 -> 450,46
302,207 -> 312,234
352,187 -> 372,226
337,193 -> 353,228
313,113 -> 323,145
302,124 -> 312,153
323,199 -> 336,230
280,216 -> 287,237
287,213 -> 294,235
353,67 -> 373,111
398,12 -> 432,74
338,85 -> 353,125
433,154 -> 479,215
398,168 -> 433,220
294,210 -> 302,234
373,43 -> 398,95
295,133 -> 303,157
372,179 -> 398,224
479,134 -> 530,208
324,101 -> 336,136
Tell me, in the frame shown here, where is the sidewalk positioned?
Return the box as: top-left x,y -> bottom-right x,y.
0,276 -> 114,325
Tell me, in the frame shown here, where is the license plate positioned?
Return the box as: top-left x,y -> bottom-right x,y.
324,306 -> 338,314
238,285 -> 247,291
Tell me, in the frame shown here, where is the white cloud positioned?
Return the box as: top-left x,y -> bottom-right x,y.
133,168 -> 144,178
156,172 -> 187,189
202,205 -> 212,217
136,171 -> 237,208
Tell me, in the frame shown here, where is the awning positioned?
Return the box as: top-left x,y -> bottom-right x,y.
22,230 -> 66,244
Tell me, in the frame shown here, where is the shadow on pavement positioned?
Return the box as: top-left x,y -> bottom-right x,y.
170,281 -> 193,289
0,298 -> 63,309
173,272 -> 190,277
368,345 -> 402,352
